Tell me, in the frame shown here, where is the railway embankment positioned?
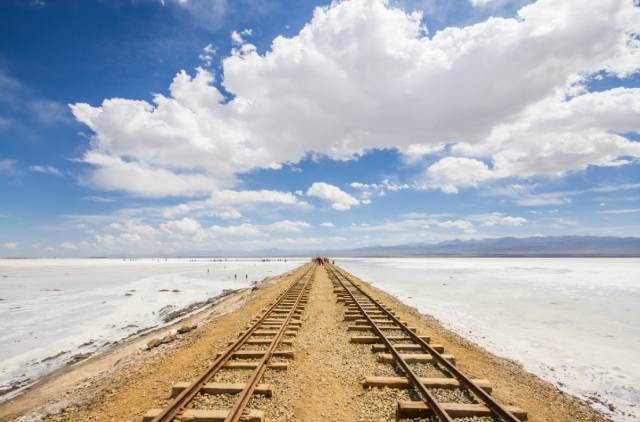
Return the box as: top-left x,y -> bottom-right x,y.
0,263 -> 606,422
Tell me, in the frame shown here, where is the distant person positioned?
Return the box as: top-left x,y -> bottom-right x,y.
234,273 -> 237,280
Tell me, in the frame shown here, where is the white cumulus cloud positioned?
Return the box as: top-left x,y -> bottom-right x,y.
70,0 -> 640,197
474,212 -> 528,226
306,182 -> 360,211
265,220 -> 311,233
425,157 -> 495,193
160,217 -> 203,237
437,219 -> 474,230
162,189 -> 301,218
213,209 -> 242,220
468,0 -> 508,7
501,216 -> 528,226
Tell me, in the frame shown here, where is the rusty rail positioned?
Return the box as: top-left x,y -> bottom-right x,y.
327,263 -> 522,422
224,267 -> 313,422
150,264 -> 315,422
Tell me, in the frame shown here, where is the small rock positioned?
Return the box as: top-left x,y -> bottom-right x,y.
146,333 -> 177,350
177,325 -> 197,335
67,352 -> 91,365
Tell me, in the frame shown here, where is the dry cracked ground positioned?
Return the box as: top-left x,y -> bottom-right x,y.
0,264 -> 606,422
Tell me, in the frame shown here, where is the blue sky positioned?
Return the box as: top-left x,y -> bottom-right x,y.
1,0 -> 639,256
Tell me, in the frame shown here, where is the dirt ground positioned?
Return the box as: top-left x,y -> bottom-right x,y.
0,263 -> 606,422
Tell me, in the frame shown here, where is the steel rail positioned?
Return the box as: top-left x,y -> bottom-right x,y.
329,263 -> 521,422
327,264 -> 453,422
151,264 -> 314,422
224,266 -> 314,422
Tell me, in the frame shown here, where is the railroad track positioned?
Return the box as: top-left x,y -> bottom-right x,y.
143,264 -> 315,422
327,263 -> 528,421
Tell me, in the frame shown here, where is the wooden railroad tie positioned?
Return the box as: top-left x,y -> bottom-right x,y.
378,353 -> 456,365
344,311 -> 393,318
347,325 -> 417,332
397,401 -> 527,420
216,350 -> 294,359
143,408 -> 264,422
262,319 -> 302,325
253,317 -> 300,323
371,343 -> 445,353
343,313 -> 395,321
223,362 -> 288,370
350,335 -> 431,344
256,324 -> 298,330
230,339 -> 293,346
363,376 -> 492,393
354,319 -> 407,326
343,314 -> 363,321
171,382 -> 273,397
251,330 -> 298,336
271,310 -> 303,315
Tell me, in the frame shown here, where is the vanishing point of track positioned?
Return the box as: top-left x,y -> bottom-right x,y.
144,260 -> 527,421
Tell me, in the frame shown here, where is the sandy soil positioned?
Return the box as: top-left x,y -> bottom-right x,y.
0,263 -> 607,422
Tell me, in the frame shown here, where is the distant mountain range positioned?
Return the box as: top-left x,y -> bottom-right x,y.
155,236 -> 640,257
8,236 -> 638,259
319,236 -> 640,257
